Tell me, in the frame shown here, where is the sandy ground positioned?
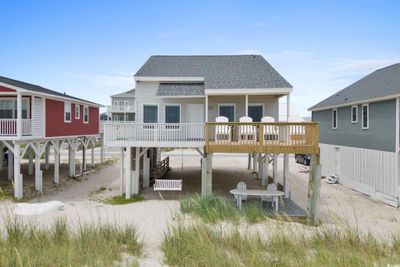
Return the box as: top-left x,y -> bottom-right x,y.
0,149 -> 400,266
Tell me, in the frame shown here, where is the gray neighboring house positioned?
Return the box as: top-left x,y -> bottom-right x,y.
108,89 -> 135,121
309,63 -> 400,206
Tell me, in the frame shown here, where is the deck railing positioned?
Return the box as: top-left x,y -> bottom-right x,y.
205,122 -> 319,154
104,122 -> 319,154
0,119 -> 33,136
107,105 -> 135,113
104,122 -> 205,147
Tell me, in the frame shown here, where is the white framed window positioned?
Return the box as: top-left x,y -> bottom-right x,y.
351,105 -> 358,123
75,104 -> 80,119
165,104 -> 181,123
143,104 -> 158,123
332,108 -> 338,129
0,98 -> 30,119
218,103 -> 236,122
64,101 -> 71,122
248,104 -> 264,122
83,105 -> 89,123
362,104 -> 369,129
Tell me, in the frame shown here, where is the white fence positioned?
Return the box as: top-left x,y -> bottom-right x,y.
320,143 -> 399,207
104,122 -> 205,148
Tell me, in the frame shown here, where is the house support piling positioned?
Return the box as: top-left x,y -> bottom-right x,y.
143,150 -> 150,188
283,154 -> 290,198
201,153 -> 213,196
261,154 -> 268,186
272,154 -> 278,183
13,143 -> 22,199
120,147 -> 125,194
125,147 -> 132,199
307,154 -> 321,226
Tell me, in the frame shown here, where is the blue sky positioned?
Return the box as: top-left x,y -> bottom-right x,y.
1,0 -> 399,116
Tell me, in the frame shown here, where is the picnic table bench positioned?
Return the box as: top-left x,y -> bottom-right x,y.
229,189 -> 284,211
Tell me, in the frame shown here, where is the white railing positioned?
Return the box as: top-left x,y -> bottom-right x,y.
0,119 -> 33,136
107,105 -> 135,113
104,122 -> 205,147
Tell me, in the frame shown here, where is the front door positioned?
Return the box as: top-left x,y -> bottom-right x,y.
187,104 -> 204,140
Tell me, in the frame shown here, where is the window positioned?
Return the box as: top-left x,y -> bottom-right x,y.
64,101 -> 71,122
351,105 -> 358,123
83,105 -> 89,123
165,105 -> 180,123
248,104 -> 263,122
75,104 -> 80,119
218,104 -> 235,122
362,104 -> 369,129
143,105 -> 158,123
332,108 -> 338,129
0,99 -> 29,119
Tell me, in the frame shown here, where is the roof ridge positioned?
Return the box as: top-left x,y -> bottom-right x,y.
375,62 -> 400,72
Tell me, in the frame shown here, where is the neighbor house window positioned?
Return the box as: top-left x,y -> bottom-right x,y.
362,104 -> 369,129
219,104 -> 235,122
83,105 -> 89,123
143,105 -> 158,123
248,104 -> 263,122
64,101 -> 71,122
165,105 -> 180,123
75,104 -> 80,119
351,105 -> 358,123
332,108 -> 338,129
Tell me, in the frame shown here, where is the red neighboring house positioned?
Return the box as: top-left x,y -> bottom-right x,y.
0,76 -> 102,199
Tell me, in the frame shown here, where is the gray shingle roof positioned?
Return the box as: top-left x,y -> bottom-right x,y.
135,55 -> 292,90
0,76 -> 101,106
111,89 -> 135,98
157,83 -> 205,96
309,63 -> 400,111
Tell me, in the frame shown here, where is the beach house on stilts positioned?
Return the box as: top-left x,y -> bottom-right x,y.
104,55 -> 321,224
0,76 -> 102,199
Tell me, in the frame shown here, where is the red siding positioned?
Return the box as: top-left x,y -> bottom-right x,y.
45,98 -> 99,137
0,86 -> 16,92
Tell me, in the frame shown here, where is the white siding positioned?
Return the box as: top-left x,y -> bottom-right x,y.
320,143 -> 399,207
33,96 -> 44,137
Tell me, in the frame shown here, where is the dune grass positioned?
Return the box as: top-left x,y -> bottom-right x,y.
0,216 -> 143,266
103,195 -> 145,205
180,194 -> 267,224
163,223 -> 400,267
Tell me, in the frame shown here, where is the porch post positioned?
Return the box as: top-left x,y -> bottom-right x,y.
283,154 -> 290,198
44,144 -> 50,170
143,150 -> 150,188
272,154 -> 278,183
13,143 -> 23,199
120,147 -> 125,194
8,149 -> 13,181
28,148 -> 34,175
125,147 -> 132,199
286,93 -> 291,121
307,154 -> 321,225
16,92 -> 22,138
201,153 -> 213,196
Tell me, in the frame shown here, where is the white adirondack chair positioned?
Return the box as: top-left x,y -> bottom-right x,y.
234,181 -> 248,206
261,116 -> 278,141
215,116 -> 231,141
261,183 -> 279,208
239,116 -> 256,141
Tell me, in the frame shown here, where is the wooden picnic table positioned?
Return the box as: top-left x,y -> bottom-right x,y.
229,189 -> 284,211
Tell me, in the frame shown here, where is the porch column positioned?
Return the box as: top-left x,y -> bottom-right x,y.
272,154 -> 278,183
143,150 -> 150,188
35,142 -> 42,192
307,154 -> 321,225
287,93 -> 291,121
262,154 -> 269,186
125,147 -> 132,199
283,154 -> 290,198
16,92 -> 22,138
133,147 -> 140,194
44,144 -> 50,170
28,149 -> 34,175
120,147 -> 125,194
201,153 -> 213,196
245,94 -> 248,116
13,143 -> 23,199
8,149 -> 13,181
54,141 -> 60,184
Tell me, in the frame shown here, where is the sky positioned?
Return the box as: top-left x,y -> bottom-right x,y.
0,0 -> 399,116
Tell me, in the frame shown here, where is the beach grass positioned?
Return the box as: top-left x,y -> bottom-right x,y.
103,195 -> 145,205
0,216 -> 143,267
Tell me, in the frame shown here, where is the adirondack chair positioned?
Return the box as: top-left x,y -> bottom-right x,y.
239,116 -> 256,141
261,116 -> 278,141
234,181 -> 248,206
261,183 -> 279,208
215,116 -> 231,141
